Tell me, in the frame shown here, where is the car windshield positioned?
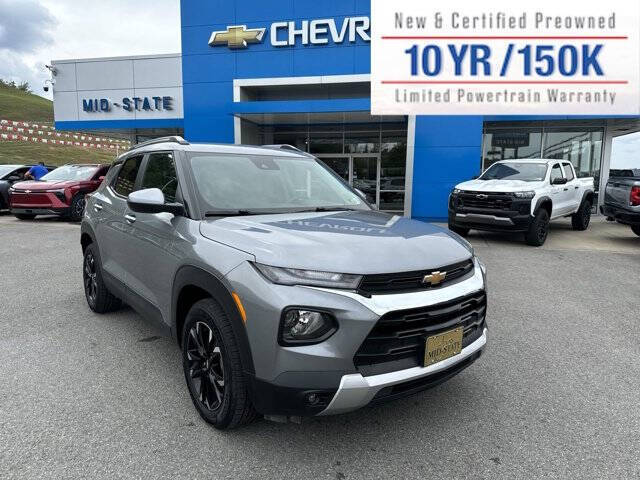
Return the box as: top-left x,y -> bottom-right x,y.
189,152 -> 368,213
0,166 -> 19,178
480,163 -> 547,182
41,165 -> 97,182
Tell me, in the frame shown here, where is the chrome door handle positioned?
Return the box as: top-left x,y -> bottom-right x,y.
124,214 -> 136,224
94,204 -> 103,212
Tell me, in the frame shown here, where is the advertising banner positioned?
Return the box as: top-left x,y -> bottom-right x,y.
371,0 -> 640,115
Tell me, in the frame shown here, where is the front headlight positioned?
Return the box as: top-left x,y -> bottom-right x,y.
254,263 -> 362,289
452,188 -> 461,195
513,191 -> 535,199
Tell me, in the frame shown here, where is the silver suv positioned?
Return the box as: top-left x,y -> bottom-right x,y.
81,137 -> 488,429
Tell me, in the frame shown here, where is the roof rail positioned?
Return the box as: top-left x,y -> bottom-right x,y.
261,144 -> 315,157
130,136 -> 190,150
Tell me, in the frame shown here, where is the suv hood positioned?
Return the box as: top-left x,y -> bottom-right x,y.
200,210 -> 473,274
12,180 -> 77,191
457,179 -> 545,192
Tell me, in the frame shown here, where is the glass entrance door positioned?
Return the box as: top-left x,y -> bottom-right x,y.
316,154 -> 381,207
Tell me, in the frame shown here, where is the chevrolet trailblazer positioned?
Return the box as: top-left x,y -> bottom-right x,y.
80,137 -> 488,429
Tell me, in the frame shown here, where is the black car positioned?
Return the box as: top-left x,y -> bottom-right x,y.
0,164 -> 56,210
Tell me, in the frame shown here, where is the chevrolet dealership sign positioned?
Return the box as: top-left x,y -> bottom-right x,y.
209,17 -> 371,49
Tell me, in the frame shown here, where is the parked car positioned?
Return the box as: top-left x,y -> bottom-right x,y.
0,164 -> 56,210
81,137 -> 488,429
9,164 -> 109,221
449,159 -> 595,246
600,169 -> 640,237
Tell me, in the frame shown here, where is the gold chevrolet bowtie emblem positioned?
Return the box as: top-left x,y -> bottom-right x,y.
208,25 -> 266,49
423,271 -> 447,286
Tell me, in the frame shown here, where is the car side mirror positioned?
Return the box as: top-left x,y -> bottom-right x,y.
7,175 -> 21,182
552,177 -> 568,185
127,188 -> 185,216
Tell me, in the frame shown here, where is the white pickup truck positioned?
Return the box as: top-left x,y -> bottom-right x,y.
448,159 -> 595,246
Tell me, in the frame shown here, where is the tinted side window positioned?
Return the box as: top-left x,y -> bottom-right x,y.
140,152 -> 178,203
563,163 -> 575,181
114,156 -> 143,197
550,164 -> 564,183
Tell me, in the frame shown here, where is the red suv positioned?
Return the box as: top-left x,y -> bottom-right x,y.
9,164 -> 110,221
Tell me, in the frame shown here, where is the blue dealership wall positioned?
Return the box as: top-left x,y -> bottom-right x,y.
179,0 -> 483,220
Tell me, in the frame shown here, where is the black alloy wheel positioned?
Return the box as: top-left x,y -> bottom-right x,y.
83,249 -> 98,308
186,321 -> 225,412
70,194 -> 86,222
525,209 -> 550,246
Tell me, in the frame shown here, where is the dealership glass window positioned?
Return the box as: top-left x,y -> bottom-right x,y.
309,132 -> 344,154
482,128 -> 543,169
345,132 -> 379,153
542,128 -> 603,179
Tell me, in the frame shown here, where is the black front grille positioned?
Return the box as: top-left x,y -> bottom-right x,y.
458,191 -> 513,210
354,291 -> 486,376
358,259 -> 474,295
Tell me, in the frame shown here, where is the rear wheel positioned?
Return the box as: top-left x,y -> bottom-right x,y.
571,200 -> 592,231
631,225 -> 640,237
69,194 -> 86,222
448,223 -> 470,237
182,299 -> 256,430
83,243 -> 121,313
14,213 -> 36,220
525,209 -> 550,246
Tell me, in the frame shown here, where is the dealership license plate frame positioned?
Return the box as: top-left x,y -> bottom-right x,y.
424,327 -> 464,367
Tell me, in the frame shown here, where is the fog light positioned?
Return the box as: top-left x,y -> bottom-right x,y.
280,309 -> 337,345
306,393 -> 319,405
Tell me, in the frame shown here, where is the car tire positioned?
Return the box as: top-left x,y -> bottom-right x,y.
448,223 -> 470,237
182,298 -> 257,430
69,194 -> 86,222
15,213 -> 36,220
571,200 -> 592,231
83,243 -> 122,313
631,225 -> 640,237
525,209 -> 550,247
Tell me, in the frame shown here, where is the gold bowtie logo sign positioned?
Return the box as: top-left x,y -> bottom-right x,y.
208,25 -> 266,49
423,271 -> 447,286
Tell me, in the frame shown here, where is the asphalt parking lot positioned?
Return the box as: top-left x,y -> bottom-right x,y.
1,214 -> 639,479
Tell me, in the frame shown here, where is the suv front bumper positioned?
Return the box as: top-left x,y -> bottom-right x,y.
226,258 -> 488,417
319,328 -> 486,415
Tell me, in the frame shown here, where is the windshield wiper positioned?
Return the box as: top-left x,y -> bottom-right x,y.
306,207 -> 360,212
204,210 -> 257,217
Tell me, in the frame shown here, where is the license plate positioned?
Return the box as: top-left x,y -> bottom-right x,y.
424,327 -> 463,367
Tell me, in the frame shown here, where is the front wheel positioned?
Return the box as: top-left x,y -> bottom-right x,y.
182,299 -> 256,430
571,200 -> 592,231
83,243 -> 122,313
631,225 -> 640,237
525,209 -> 550,246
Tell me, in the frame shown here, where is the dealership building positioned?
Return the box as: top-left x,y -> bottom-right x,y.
50,0 -> 640,220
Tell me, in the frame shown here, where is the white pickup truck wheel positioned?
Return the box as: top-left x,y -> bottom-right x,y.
571,200 -> 592,231
525,209 -> 550,247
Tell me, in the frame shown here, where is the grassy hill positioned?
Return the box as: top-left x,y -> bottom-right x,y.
0,142 -> 118,165
0,82 -> 54,123
0,82 -> 122,166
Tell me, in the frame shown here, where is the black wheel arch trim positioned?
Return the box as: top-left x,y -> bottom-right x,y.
80,222 -> 97,253
172,265 -> 255,375
534,196 -> 552,215
579,190 -> 595,207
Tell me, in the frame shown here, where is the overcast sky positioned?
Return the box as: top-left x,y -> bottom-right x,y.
0,0 -> 180,99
